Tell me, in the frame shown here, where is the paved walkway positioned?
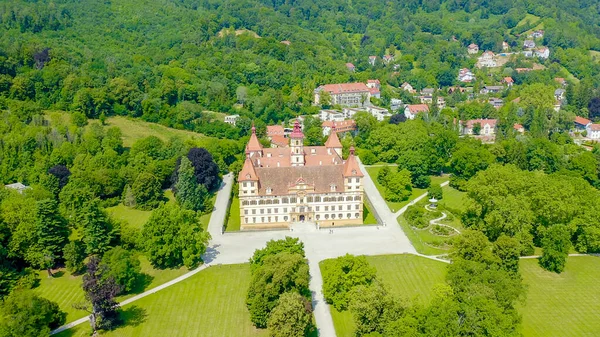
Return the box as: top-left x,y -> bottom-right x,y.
51,162 -> 431,336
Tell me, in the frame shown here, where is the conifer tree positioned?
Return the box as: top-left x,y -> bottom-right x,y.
174,156 -> 208,212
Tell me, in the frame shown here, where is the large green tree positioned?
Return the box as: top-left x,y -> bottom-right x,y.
174,156 -> 209,212
267,292 -> 312,337
0,290 -> 66,337
321,254 -> 377,311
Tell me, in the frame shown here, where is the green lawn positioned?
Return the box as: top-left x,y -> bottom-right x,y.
225,195 -> 240,232
438,185 -> 468,213
363,202 -> 377,224
397,214 -> 450,256
328,254 -> 448,337
35,256 -> 187,323
520,256 -> 600,337
365,166 -> 448,212
55,264 -> 267,337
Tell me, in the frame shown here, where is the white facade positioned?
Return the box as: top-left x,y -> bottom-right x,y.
225,114 -> 240,126
587,125 -> 600,139
366,106 -> 391,121
319,110 -> 345,122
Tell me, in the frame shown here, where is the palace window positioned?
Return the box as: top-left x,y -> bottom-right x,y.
339,214 -> 343,219
316,206 -> 320,211
259,200 -> 265,205
346,196 -> 352,201
314,196 -> 321,202
261,217 -> 265,222
267,208 -> 271,214
330,184 -> 336,192
290,197 -> 297,203
274,208 -> 278,213
284,216 -> 288,221
338,196 -> 344,202
252,209 -> 256,214
243,182 -> 247,187
332,214 -> 336,219
283,207 -> 288,212
355,213 -> 359,218
268,217 -> 271,222
347,205 -> 351,210
273,199 -> 279,204
307,196 -> 313,202
260,209 -> 264,214
356,178 -> 360,183
355,204 -> 359,210
338,205 -> 342,210
316,215 -> 320,220
325,214 -> 329,219
253,217 -> 256,223
325,206 -> 329,211
245,217 -> 249,223
347,178 -> 352,184
347,213 -> 351,219
282,197 -> 289,204
244,210 -> 248,215
354,196 -> 361,201
266,188 -> 272,195
266,199 -> 272,204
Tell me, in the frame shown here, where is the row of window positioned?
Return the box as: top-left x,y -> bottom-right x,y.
244,213 -> 361,224
241,195 -> 361,206
244,204 -> 361,215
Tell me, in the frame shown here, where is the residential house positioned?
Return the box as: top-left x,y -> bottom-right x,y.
368,56 -> 377,66
530,30 -> 544,39
4,182 -> 30,194
522,50 -> 533,58
420,95 -> 433,104
555,89 -> 565,101
488,98 -> 504,108
523,40 -> 536,49
421,88 -> 435,96
322,120 -> 357,136
342,107 -> 364,119
467,43 -> 479,54
390,98 -> 403,112
314,83 -> 371,107
400,82 -> 416,93
477,51 -> 497,67
318,109 -> 345,122
437,97 -> 446,109
346,63 -> 356,72
458,68 -> 475,83
535,47 -> 550,59
460,119 -> 497,136
513,124 -> 525,134
225,114 -> 240,126
366,79 -> 381,99
586,124 -> 600,140
480,86 -> 504,94
280,40 -> 291,46
502,41 -> 509,51
366,106 -> 391,121
502,77 -> 514,87
516,68 -> 533,73
404,104 -> 430,120
382,54 -> 394,64
554,101 -> 562,112
574,116 -> 592,130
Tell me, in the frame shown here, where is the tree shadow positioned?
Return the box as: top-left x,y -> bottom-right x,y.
52,270 -> 65,278
202,244 -> 221,264
119,306 -> 147,328
128,273 -> 154,294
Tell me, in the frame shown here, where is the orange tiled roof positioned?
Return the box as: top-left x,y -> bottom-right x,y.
575,116 -> 591,126
343,147 -> 364,177
318,83 -> 370,95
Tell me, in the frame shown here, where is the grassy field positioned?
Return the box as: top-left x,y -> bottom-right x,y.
397,213 -> 449,256
36,256 -> 188,323
363,202 -> 377,224
105,116 -> 209,147
225,195 -> 240,232
365,166 -> 448,212
438,185 -> 468,212
591,50 -> 600,63
328,254 -> 448,337
55,264 -> 268,337
520,256 -> 600,337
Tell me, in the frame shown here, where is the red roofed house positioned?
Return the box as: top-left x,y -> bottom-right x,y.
382,54 -> 394,64
366,79 -> 381,99
404,104 -> 430,120
322,120 -> 357,136
555,78 -> 567,86
346,63 -> 355,72
238,120 -> 365,229
574,116 -> 592,130
266,125 -> 287,148
513,124 -> 525,134
502,77 -> 514,87
468,43 -> 479,54
314,83 -> 371,107
460,119 -> 497,136
368,55 -> 377,66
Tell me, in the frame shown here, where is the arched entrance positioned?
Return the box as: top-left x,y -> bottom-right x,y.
299,215 -> 305,222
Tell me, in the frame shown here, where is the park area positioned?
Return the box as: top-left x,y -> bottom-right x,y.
326,254 -> 600,337
54,264 -> 267,337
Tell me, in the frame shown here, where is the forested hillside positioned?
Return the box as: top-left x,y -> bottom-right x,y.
1,0 -> 600,135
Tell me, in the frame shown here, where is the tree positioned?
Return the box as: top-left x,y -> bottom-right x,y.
174,156 -> 209,212
589,97 -> 600,120
321,254 -> 377,310
250,237 -> 305,269
0,290 -> 66,337
247,252 -> 310,328
141,204 -> 210,269
347,282 -> 402,336
385,169 -> 413,202
427,184 -> 443,200
493,235 -> 521,274
540,224 -> 571,273
472,122 -> 482,135
389,114 -> 406,124
186,148 -> 220,191
63,240 -> 87,274
48,165 -> 71,189
122,184 -> 136,207
79,256 -> 121,332
101,246 -> 141,294
377,166 -> 392,186
267,292 -> 312,337
80,199 -> 115,255
33,199 -> 69,275
132,172 -> 163,210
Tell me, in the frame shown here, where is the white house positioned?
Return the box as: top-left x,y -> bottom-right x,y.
460,119 -> 497,136
400,82 -> 416,93
480,86 -> 504,94
467,43 -> 479,54
488,98 -> 504,108
366,106 -> 391,121
477,51 -> 497,67
586,124 -> 600,140
502,41 -> 509,51
535,47 -> 550,59
4,182 -> 30,194
367,79 -> 381,99
382,55 -> 394,64
524,40 -> 536,49
459,68 -> 475,83
314,83 -> 371,107
319,109 -> 345,122
225,114 -> 240,126
574,116 -> 592,130
555,89 -> 565,101
368,56 -> 377,66
346,63 -> 356,72
390,98 -> 403,112
404,104 -> 430,120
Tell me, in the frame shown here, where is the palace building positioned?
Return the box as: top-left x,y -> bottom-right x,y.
238,121 -> 364,230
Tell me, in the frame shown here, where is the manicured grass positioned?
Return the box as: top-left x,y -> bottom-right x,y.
397,214 -> 449,256
519,256 -> 600,337
107,204 -> 152,229
328,254 -> 448,337
106,116 -> 209,147
365,166 -> 448,212
363,202 -> 377,224
55,264 -> 268,337
225,195 -> 240,232
439,185 -> 468,213
35,256 -> 187,323
199,194 -> 217,231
